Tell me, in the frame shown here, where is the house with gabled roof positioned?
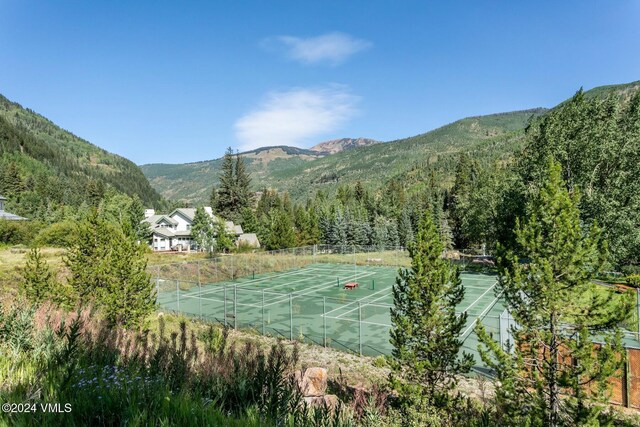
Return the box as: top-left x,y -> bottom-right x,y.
142,207 -> 259,251
0,195 -> 28,221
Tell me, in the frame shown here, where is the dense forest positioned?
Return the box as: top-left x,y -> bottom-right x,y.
215,86 -> 639,273
0,94 -> 164,221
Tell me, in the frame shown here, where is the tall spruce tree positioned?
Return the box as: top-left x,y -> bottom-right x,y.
390,211 -> 473,417
66,210 -> 154,327
234,151 -> 253,218
21,246 -> 69,306
476,160 -> 631,426
215,148 -> 252,223
215,147 -> 237,220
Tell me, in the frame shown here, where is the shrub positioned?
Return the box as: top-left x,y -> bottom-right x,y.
0,219 -> 41,245
34,220 -> 78,247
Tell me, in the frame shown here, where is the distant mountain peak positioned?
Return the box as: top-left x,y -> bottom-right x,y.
310,137 -> 381,154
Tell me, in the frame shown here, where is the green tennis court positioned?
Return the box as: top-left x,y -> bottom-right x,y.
156,263 -> 504,362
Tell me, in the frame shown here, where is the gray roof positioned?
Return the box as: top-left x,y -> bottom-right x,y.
237,233 -> 260,248
169,208 -> 196,222
152,228 -> 175,238
143,215 -> 178,226
0,210 -> 28,221
0,195 -> 6,201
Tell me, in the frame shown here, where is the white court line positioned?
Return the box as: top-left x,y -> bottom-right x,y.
460,289 -> 505,340
176,294 -> 263,310
193,269 -> 376,307
460,280 -> 497,314
322,286 -> 391,317
264,271 -> 376,308
333,292 -> 393,319
235,266 -> 376,291
322,315 -> 391,328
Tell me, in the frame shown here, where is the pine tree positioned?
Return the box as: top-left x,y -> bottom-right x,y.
65,210 -> 118,299
66,211 -> 154,327
330,209 -> 348,248
99,234 -> 154,328
476,160 -> 631,426
214,148 -> 252,223
240,207 -> 259,234
234,151 -> 253,218
209,186 -> 218,210
264,208 -> 296,250
390,211 -> 473,418
399,207 -> 414,248
215,147 -> 237,220
386,219 -> 399,247
21,247 -> 67,305
371,216 -> 388,250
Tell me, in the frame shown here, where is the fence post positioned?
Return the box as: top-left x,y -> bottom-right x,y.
625,348 -> 631,408
223,284 -> 227,327
637,289 -> 640,339
197,261 -> 201,286
358,302 -> 362,356
176,280 -> 180,312
199,281 -> 202,318
234,284 -> 237,329
323,297 -> 327,347
156,266 -> 160,295
353,245 -> 356,283
289,293 -> 293,341
262,289 -> 265,336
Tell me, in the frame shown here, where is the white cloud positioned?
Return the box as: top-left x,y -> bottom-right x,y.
234,86 -> 359,151
263,32 -> 371,65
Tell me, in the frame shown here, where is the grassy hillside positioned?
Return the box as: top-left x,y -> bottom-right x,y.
142,146 -> 325,203
142,109 -> 545,203
0,94 -> 162,209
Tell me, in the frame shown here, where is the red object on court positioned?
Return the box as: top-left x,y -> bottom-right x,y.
344,282 -> 359,290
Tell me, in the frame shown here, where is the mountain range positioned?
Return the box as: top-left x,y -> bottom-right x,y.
141,81 -> 640,205
0,94 -> 162,208
2,81 -> 639,211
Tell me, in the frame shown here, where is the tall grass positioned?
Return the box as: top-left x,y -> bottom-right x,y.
0,302 -> 360,426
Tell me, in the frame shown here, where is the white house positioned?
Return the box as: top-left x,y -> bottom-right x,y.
142,207 -> 259,251
0,195 -> 27,221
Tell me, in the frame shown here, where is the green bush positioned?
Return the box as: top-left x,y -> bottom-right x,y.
34,220 -> 78,247
0,219 -> 41,245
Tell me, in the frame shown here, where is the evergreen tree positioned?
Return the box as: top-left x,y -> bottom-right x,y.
99,233 -> 154,328
449,153 -> 479,249
354,180 -> 367,203
371,216 -> 388,250
386,218 -> 399,247
215,147 -> 237,220
329,209 -> 348,248
390,211 -> 473,419
399,208 -> 414,248
209,186 -> 218,209
214,148 -> 253,223
234,151 -> 253,218
240,207 -> 259,234
66,211 -> 154,327
476,161 -> 631,426
264,208 -> 296,250
65,210 -> 118,299
21,247 -> 67,306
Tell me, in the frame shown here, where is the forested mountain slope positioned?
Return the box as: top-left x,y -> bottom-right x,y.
0,94 -> 162,218
142,109 -> 545,204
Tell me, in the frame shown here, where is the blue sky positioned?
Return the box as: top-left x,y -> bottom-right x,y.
1,1 -> 639,164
